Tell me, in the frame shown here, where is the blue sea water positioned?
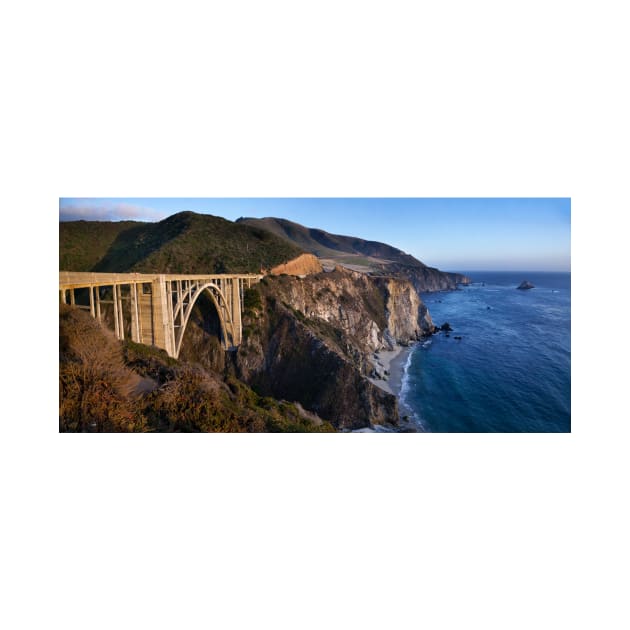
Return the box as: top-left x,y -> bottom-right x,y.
401,272 -> 571,432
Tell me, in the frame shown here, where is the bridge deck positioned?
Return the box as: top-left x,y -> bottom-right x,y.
59,271 -> 263,290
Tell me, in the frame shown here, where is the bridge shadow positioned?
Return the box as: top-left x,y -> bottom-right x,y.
92,214 -> 190,272
178,291 -> 226,372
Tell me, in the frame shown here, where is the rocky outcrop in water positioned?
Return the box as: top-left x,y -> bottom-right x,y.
517,280 -> 535,290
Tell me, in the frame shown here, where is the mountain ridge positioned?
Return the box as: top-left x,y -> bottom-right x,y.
236,216 -> 424,266
237,216 -> 470,291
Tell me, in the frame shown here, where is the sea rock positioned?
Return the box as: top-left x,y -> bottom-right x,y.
440,322 -> 453,332
517,280 -> 535,290
371,362 -> 387,380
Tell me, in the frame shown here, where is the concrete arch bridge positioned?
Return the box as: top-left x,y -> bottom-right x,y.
59,271 -> 263,358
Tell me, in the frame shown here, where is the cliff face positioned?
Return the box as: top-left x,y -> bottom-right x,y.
234,268 -> 434,430
373,276 -> 433,345
235,307 -> 397,431
379,263 -> 471,293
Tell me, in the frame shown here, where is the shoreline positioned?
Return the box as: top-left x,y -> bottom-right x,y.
368,344 -> 415,399
366,343 -> 424,432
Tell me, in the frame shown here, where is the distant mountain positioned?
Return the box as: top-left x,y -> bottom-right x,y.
237,217 -> 470,291
236,217 -> 422,266
59,211 -> 304,274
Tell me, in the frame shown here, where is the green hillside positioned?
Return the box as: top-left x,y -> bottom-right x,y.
59,211 -> 304,274
59,220 -> 142,272
236,217 -> 424,266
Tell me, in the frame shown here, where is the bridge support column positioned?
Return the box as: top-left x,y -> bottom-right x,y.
231,278 -> 242,347
113,285 -> 120,338
151,276 -> 176,357
117,285 -> 125,341
95,287 -> 101,322
130,283 -> 141,343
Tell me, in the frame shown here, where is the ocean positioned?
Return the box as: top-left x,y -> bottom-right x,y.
400,272 -> 571,432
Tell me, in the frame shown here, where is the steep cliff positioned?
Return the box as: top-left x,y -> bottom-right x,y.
234,268 -> 434,430
372,276 -> 434,344
374,262 -> 471,293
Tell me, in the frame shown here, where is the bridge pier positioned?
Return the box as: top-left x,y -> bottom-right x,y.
130,283 -> 140,343
150,276 -> 176,358
231,278 -> 242,347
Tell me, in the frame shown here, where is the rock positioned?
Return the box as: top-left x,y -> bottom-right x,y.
371,362 -> 386,379
440,322 -> 453,332
454,336 -> 462,340
517,280 -> 535,290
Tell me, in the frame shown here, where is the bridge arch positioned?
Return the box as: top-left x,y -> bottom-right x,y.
174,282 -> 234,359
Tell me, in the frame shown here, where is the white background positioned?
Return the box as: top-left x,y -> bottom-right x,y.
2,1 -> 629,629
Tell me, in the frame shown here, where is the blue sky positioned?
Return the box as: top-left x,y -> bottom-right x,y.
59,198 -> 571,272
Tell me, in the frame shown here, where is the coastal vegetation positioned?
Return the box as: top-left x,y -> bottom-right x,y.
59,220 -> 140,271
59,305 -> 334,432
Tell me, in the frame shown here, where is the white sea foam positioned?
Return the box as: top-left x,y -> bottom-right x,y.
399,347 -> 415,406
397,347 -> 430,431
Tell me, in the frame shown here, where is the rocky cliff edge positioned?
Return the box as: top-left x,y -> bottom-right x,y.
234,267 -> 435,430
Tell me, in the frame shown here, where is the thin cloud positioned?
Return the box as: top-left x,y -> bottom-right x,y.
59,200 -> 168,222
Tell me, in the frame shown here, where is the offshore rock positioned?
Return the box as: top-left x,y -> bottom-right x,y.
517,280 -> 535,290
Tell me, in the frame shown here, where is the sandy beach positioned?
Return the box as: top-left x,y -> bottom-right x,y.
368,344 -> 414,397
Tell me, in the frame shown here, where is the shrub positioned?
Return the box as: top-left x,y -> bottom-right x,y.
243,287 -> 263,311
